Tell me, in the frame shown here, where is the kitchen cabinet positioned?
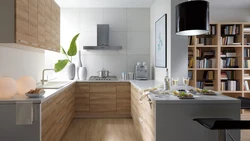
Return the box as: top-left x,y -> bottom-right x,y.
41,85 -> 75,141
75,82 -> 131,118
0,0 -> 60,52
131,84 -> 156,141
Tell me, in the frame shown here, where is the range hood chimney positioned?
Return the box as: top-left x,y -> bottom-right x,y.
83,24 -> 122,50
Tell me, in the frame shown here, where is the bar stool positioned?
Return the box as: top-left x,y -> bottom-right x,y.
237,96 -> 250,109
193,118 -> 250,141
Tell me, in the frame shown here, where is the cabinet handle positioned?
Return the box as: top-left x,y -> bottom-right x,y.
60,116 -> 66,123
30,43 -> 38,46
18,40 -> 28,44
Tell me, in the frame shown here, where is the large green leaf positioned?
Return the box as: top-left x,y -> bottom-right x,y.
54,59 -> 70,72
67,33 -> 80,56
60,46 -> 70,60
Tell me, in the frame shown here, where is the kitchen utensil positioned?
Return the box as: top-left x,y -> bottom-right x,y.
97,68 -> 111,78
128,72 -> 134,80
122,72 -> 127,80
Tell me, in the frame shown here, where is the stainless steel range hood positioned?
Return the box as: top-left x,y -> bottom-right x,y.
83,24 -> 122,51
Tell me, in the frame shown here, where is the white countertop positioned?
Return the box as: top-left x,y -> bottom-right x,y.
0,79 -> 240,104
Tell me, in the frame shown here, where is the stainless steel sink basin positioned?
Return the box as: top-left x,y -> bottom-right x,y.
37,81 -> 70,89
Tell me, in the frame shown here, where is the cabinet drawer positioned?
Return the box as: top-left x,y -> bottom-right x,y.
89,83 -> 117,92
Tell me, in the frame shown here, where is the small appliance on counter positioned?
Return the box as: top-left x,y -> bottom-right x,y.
135,62 -> 148,80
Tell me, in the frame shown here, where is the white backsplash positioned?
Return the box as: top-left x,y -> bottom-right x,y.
45,8 -> 150,79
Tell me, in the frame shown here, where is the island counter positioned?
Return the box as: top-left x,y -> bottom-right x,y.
130,80 -> 241,141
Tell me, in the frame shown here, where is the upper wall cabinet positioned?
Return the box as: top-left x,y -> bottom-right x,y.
0,0 -> 60,52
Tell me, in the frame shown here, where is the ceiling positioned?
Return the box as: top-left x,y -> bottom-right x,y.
207,0 -> 250,9
55,0 -> 155,8
55,0 -> 250,8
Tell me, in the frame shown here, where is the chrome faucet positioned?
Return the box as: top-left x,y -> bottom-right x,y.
41,69 -> 55,85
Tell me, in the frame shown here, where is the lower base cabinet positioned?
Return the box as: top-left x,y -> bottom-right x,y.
131,84 -> 156,141
41,85 -> 75,141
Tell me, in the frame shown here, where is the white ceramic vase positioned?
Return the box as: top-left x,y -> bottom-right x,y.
67,63 -> 75,80
79,67 -> 87,80
77,51 -> 82,79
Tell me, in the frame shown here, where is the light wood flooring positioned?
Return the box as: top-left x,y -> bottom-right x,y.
61,118 -> 143,141
61,118 -> 250,141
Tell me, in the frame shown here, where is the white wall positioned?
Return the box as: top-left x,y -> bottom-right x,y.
211,8 -> 250,22
0,46 -> 45,82
150,0 -> 187,83
46,8 -> 150,79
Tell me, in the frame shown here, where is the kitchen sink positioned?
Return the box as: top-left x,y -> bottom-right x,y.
37,81 -> 70,89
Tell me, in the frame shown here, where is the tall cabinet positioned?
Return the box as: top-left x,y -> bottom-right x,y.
0,0 -> 60,52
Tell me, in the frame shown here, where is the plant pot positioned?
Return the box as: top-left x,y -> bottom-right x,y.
67,63 -> 75,80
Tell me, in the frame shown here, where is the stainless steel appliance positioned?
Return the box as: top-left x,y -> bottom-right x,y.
135,62 -> 148,80
97,68 -> 111,77
89,76 -> 118,81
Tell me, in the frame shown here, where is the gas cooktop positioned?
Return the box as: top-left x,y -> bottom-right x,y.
89,76 -> 118,81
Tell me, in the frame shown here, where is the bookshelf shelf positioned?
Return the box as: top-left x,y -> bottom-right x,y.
187,22 -> 250,109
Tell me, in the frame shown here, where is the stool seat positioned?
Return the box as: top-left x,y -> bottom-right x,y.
193,118 -> 250,130
238,96 -> 250,109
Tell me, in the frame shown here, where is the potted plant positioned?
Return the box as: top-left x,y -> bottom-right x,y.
54,33 -> 80,80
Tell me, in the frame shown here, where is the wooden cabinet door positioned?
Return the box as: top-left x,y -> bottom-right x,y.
16,0 -> 29,45
51,0 -> 57,51
117,83 -> 131,114
45,0 -> 52,50
37,0 -> 46,49
55,4 -> 60,52
28,0 -> 38,47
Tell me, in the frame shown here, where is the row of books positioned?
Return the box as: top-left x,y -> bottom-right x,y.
197,37 -> 213,45
244,60 -> 250,68
203,71 -> 214,80
188,36 -> 194,45
196,50 -> 215,58
220,58 -> 238,68
220,36 -> 236,45
208,25 -> 216,35
244,74 -> 250,80
196,58 -> 216,68
220,52 -> 237,57
221,71 -> 236,80
221,25 -> 240,35
221,80 -> 240,91
244,48 -> 250,57
188,71 -> 193,79
197,81 -> 214,90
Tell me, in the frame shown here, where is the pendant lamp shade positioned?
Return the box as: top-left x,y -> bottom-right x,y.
176,0 -> 210,36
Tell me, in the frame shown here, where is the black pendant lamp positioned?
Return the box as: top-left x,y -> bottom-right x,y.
176,0 -> 210,36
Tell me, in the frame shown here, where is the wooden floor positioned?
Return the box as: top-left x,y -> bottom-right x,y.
241,115 -> 250,141
62,118 -> 250,141
61,119 -> 143,141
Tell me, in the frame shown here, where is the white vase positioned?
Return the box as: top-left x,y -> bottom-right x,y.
79,67 -> 87,80
67,63 -> 75,80
77,51 -> 83,80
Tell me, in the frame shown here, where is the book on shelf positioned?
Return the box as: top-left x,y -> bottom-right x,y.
221,80 -> 240,91
188,71 -> 193,79
197,81 -> 214,90
188,58 -> 194,68
221,71 -> 236,80
221,25 -> 240,35
226,52 -> 236,57
196,58 -> 216,68
209,25 -> 216,35
244,60 -> 250,68
198,37 -> 213,45
244,48 -> 250,57
244,27 -> 250,33
188,50 -> 193,56
220,58 -> 238,68
196,49 -> 201,57
203,51 -> 215,57
244,81 -> 250,91
203,71 -> 214,80
188,36 -> 193,45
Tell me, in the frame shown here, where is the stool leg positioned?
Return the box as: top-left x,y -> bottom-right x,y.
218,130 -> 227,141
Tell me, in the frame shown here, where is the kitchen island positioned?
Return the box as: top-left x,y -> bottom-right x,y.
0,80 -> 241,141
130,80 -> 241,141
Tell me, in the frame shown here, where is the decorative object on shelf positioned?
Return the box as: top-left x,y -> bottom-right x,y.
16,76 -> 36,95
77,50 -> 82,80
79,67 -> 87,80
155,14 -> 167,68
176,0 -> 210,36
54,33 -> 80,80
0,77 -> 17,99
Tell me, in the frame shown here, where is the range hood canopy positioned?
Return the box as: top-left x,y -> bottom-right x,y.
83,24 -> 122,50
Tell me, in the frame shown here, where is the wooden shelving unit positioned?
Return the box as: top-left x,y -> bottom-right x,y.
188,22 -> 250,114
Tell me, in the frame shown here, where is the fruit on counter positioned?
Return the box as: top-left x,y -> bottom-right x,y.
173,90 -> 180,95
178,92 -> 193,98
26,88 -> 44,94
